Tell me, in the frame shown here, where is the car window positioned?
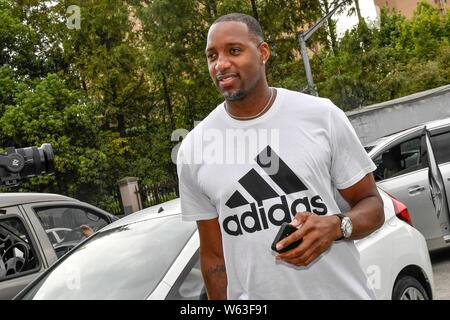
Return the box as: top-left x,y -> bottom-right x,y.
54,244 -> 74,259
0,217 -> 40,282
21,215 -> 196,300
46,231 -> 57,245
431,131 -> 450,165
373,137 -> 423,181
55,230 -> 70,240
33,206 -> 109,250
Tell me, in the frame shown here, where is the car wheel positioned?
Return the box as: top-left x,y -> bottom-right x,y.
392,275 -> 429,300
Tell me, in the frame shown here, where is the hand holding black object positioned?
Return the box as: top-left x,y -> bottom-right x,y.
271,222 -> 302,253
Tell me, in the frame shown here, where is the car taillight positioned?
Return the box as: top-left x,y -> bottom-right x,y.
389,194 -> 413,226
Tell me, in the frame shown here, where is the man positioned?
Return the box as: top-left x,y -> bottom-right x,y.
177,13 -> 384,300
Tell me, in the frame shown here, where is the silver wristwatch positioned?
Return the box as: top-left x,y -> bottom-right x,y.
336,214 -> 353,240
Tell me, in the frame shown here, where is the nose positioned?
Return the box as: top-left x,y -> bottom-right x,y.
214,55 -> 231,73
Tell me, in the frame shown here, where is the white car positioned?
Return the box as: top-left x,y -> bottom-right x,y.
15,191 -> 434,300
365,118 -> 450,251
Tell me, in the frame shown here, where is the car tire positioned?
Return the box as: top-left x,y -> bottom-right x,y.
392,275 -> 429,300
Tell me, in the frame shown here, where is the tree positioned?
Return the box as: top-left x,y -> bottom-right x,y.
314,1 -> 450,109
0,74 -> 110,201
353,0 -> 362,22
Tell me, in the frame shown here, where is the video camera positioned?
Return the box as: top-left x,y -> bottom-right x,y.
0,144 -> 55,188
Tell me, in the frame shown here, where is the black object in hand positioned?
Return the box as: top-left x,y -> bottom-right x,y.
271,222 -> 302,253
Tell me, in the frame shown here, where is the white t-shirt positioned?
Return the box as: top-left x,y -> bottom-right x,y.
177,88 -> 377,300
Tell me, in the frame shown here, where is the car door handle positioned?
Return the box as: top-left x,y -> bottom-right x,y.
408,185 -> 426,195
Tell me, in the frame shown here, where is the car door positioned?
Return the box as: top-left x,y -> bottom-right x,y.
21,201 -> 113,258
372,129 -> 444,249
425,127 -> 450,243
0,206 -> 50,300
429,127 -> 450,219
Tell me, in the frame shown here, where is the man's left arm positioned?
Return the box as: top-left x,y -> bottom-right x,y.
335,172 -> 384,240
276,172 -> 384,266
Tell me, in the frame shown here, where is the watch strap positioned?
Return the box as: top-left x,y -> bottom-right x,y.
336,214 -> 346,241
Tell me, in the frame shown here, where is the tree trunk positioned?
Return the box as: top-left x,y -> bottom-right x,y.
354,0 -> 362,22
321,0 -> 337,54
204,0 -> 217,20
110,83 -> 126,138
186,96 -> 195,129
210,0 -> 217,18
250,0 -> 259,22
161,72 -> 175,131
81,78 -> 88,92
117,112 -> 126,137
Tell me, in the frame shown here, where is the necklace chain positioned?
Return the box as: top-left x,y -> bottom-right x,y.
224,87 -> 274,120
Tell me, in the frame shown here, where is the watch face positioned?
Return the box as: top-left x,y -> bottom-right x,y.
343,219 -> 353,237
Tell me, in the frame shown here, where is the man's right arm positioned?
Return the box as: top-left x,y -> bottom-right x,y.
197,218 -> 227,300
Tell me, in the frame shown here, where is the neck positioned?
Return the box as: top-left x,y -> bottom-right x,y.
225,83 -> 273,118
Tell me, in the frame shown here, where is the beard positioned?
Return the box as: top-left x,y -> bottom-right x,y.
223,89 -> 246,101
221,76 -> 262,102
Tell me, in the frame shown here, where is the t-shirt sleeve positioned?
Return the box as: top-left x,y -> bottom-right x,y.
328,101 -> 376,190
176,142 -> 218,222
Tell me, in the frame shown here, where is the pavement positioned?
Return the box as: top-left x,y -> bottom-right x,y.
430,248 -> 450,300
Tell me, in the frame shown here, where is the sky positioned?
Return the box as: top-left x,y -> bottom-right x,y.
335,0 -> 379,37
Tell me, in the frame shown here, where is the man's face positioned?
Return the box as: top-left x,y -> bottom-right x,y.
205,21 -> 266,101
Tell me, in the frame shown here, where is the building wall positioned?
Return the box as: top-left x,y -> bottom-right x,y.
374,0 -> 450,18
346,84 -> 450,145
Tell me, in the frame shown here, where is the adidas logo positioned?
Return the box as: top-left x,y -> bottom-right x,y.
223,146 -> 328,236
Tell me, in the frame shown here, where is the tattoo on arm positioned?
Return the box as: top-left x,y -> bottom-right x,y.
206,264 -> 226,276
204,263 -> 227,299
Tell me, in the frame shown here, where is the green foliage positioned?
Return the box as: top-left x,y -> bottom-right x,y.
0,74 -> 109,202
315,0 -> 450,109
0,1 -> 38,76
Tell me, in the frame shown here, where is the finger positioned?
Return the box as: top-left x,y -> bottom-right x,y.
275,228 -> 302,252
278,237 -> 318,261
286,252 -> 319,267
276,220 -> 312,252
278,221 -> 322,260
303,252 -> 321,266
291,212 -> 311,227
283,243 -> 321,266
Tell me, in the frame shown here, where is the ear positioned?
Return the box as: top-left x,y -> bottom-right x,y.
259,42 -> 270,65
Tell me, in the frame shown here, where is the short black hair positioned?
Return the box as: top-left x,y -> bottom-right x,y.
212,13 -> 264,44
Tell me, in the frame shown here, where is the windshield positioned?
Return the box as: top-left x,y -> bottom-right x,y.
21,215 -> 196,300
364,136 -> 392,155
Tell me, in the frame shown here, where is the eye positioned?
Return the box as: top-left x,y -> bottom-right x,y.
230,47 -> 241,55
207,52 -> 217,61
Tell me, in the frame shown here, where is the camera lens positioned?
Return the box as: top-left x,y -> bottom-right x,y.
15,143 -> 55,179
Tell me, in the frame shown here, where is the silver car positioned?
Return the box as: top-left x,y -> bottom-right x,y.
0,193 -> 118,299
365,117 -> 450,251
